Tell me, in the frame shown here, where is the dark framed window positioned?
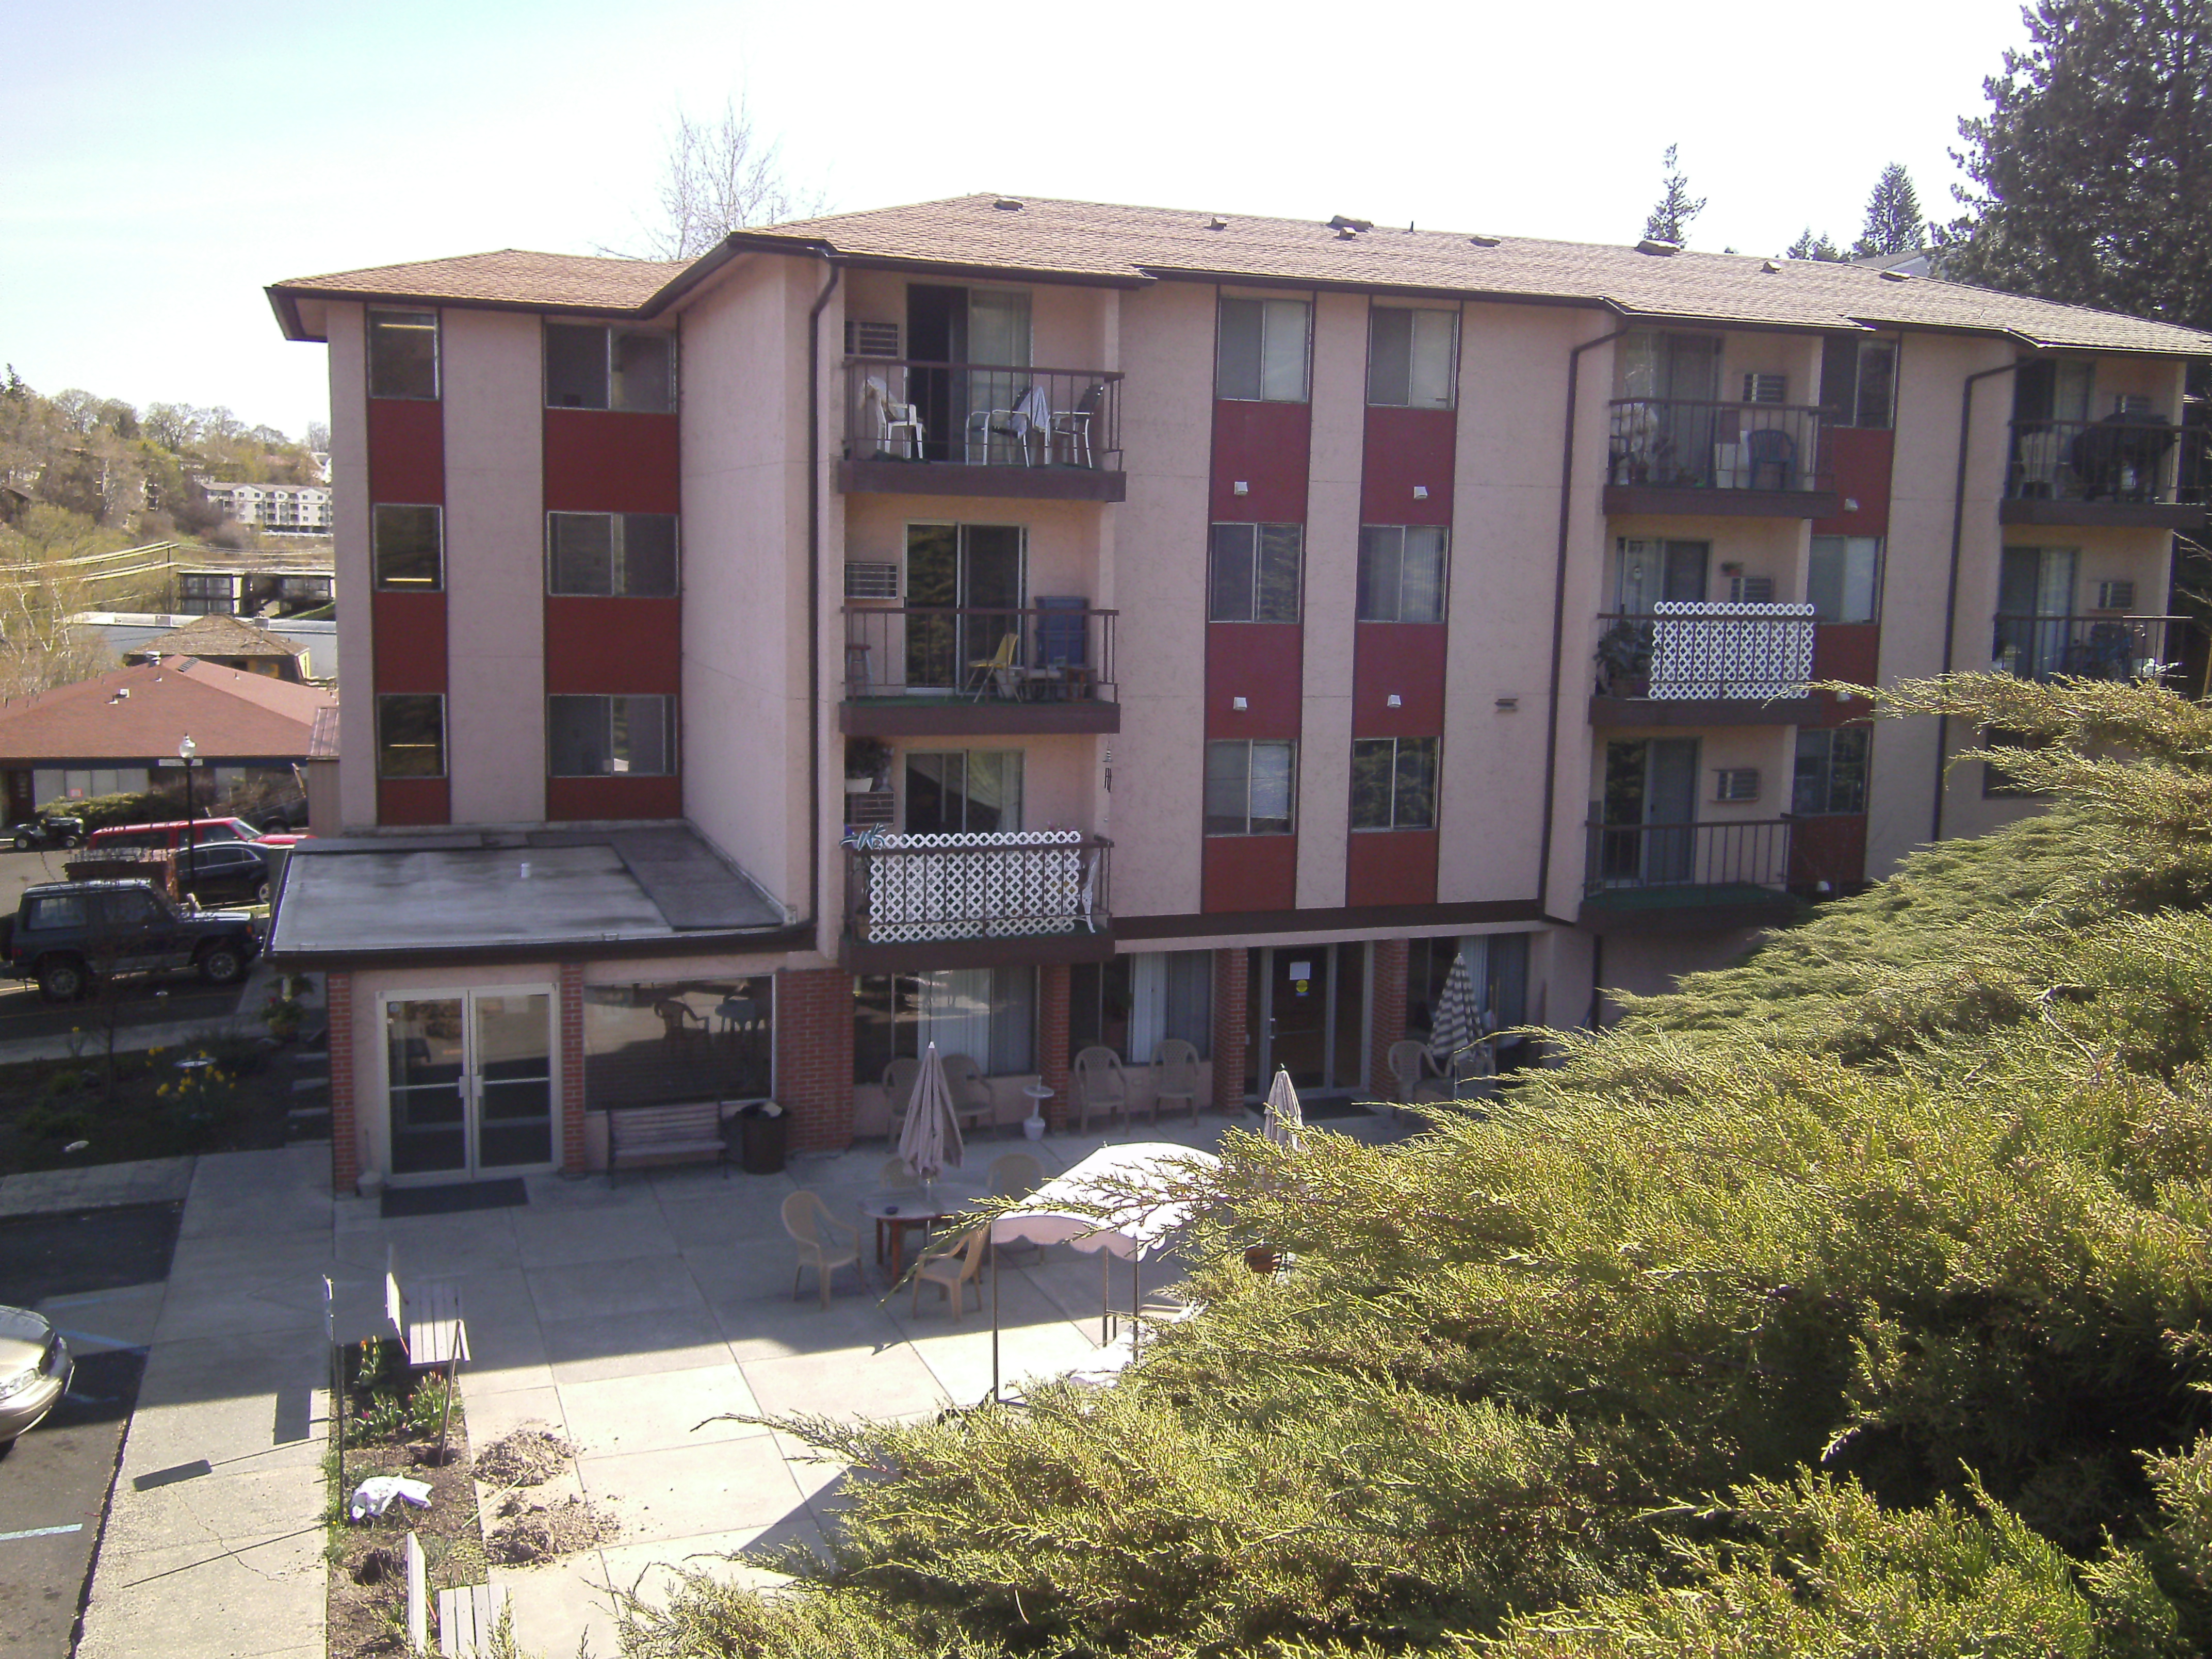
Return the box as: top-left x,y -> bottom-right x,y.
1350,736 -> 1438,829
1819,335 -> 1897,431
1368,306 -> 1457,408
545,323 -> 676,412
178,573 -> 235,615
373,504 -> 443,591
367,310 -> 439,400
904,751 -> 1022,834
854,967 -> 1037,1083
1807,535 -> 1880,623
546,512 -> 679,596
583,979 -> 773,1109
1208,524 -> 1302,622
377,694 -> 445,778
1215,297 -> 1310,402
1356,526 -> 1447,622
548,695 -> 675,777
1204,739 -> 1296,835
1069,951 -> 1213,1063
1792,727 -> 1869,816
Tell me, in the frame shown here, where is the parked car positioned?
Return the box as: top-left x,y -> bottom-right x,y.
83,817 -> 264,858
0,879 -> 262,1003
175,841 -> 276,907
8,814 -> 84,852
0,1305 -> 70,1443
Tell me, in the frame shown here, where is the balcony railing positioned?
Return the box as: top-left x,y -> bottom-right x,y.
843,604 -> 1117,703
2005,417 -> 2209,506
1585,818 -> 1793,895
845,359 -> 1123,471
1594,604 -> 1816,700
1607,399 -> 1830,495
1991,613 -> 2185,684
845,830 -> 1112,947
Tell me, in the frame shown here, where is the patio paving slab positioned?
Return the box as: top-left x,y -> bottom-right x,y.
579,1436 -> 806,1543
741,1340 -> 950,1423
491,1556 -> 622,1659
559,1361 -> 768,1458
526,1251 -> 706,1324
540,1303 -> 731,1385
512,1201 -> 680,1268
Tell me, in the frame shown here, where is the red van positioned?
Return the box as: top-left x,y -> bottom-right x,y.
84,818 -> 292,857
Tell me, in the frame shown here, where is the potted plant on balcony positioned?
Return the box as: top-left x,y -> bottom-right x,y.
844,738 -> 891,793
1596,620 -> 1651,697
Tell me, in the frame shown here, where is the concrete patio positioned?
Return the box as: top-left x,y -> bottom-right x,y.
75,1106 -> 1406,1657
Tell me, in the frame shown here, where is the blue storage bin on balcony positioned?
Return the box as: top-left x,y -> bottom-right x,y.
1034,596 -> 1088,674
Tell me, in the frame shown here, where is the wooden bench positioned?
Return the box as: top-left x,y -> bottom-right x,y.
605,1099 -> 731,1185
436,1582 -> 510,1657
385,1265 -> 468,1457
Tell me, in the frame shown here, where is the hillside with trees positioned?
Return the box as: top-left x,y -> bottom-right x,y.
623,674 -> 2212,1657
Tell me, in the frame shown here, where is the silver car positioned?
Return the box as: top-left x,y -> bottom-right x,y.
0,1305 -> 71,1442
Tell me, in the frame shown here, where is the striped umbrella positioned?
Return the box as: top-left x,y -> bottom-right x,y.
897,1042 -> 964,1185
1429,952 -> 1481,1070
1261,1067 -> 1304,1151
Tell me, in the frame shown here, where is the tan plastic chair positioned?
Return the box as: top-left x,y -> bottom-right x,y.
1151,1037 -> 1202,1123
1387,1039 -> 1454,1106
883,1056 -> 922,1133
911,1225 -> 988,1320
941,1052 -> 998,1134
782,1191 -> 859,1310
1071,1046 -> 1128,1131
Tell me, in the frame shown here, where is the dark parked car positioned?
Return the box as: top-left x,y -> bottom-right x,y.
175,841 -> 276,907
9,814 -> 84,852
0,880 -> 262,1003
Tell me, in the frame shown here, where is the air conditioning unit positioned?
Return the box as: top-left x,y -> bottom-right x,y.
1743,372 -> 1787,404
1729,575 -> 1777,604
1714,768 -> 1761,803
2095,580 -> 2136,611
844,320 -> 901,358
843,562 -> 900,600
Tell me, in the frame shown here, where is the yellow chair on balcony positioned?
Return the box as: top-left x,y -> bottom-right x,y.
967,633 -> 1021,702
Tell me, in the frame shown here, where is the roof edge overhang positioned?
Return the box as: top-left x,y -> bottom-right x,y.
264,921 -> 814,970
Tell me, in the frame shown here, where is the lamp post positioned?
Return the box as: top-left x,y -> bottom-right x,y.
178,736 -> 197,887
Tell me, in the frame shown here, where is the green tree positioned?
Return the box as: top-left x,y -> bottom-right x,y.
1787,225 -> 1846,261
1640,143 -> 1707,246
1853,162 -> 1925,257
1943,0 -> 2212,329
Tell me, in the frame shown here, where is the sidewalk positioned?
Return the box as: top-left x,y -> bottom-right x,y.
0,959 -> 297,1065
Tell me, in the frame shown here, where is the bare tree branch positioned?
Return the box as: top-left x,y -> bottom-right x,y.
602,97 -> 827,261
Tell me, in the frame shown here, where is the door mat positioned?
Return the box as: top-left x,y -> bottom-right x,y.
381,1178 -> 529,1219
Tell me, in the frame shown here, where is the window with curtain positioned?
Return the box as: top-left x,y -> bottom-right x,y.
903,751 -> 1022,834
852,967 -> 1036,1081
1356,526 -> 1447,622
1070,952 -> 1213,1063
1205,740 -> 1296,835
1793,727 -> 1870,815
1349,737 -> 1438,830
1216,297 -> 1310,402
1208,524 -> 1303,622
1408,934 -> 1533,1060
1367,306 -> 1457,408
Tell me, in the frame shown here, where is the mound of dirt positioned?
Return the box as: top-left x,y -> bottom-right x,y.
485,1493 -> 618,1565
475,1427 -> 578,1488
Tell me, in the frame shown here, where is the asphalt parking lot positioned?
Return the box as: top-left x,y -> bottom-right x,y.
0,1202 -> 181,1659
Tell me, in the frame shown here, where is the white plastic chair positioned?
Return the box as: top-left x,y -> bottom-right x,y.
783,1191 -> 859,1310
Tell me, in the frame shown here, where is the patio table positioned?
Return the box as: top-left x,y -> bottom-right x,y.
860,1177 -> 992,1283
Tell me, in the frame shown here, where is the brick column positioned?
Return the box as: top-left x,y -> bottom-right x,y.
777,967 -> 855,1154
558,962 -> 588,1175
1038,962 -> 1071,1130
327,970 -> 359,1195
1369,937 -> 1409,1099
1211,947 -> 1248,1113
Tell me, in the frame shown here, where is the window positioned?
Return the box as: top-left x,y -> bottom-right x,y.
1807,535 -> 1881,623
544,324 -> 675,412
1408,933 -> 1533,1068
373,504 -> 443,590
583,978 -> 773,1109
1819,336 -> 1896,430
367,310 -> 438,400
1215,297 -> 1310,402
1208,524 -> 1303,622
1356,527 -> 1447,622
1349,736 -> 1438,830
1793,727 -> 1869,815
546,513 -> 679,596
1205,740 -> 1296,835
377,694 -> 445,778
904,751 -> 1022,834
548,695 -> 674,776
1070,952 -> 1213,1062
1368,306 -> 1457,408
854,967 -> 1037,1083
21,891 -> 89,931
178,573 -> 235,615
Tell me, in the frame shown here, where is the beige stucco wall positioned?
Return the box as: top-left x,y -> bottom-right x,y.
326,302 -> 377,830
1296,290 -> 1364,910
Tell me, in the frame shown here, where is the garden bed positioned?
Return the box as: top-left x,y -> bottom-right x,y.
0,1035 -> 298,1174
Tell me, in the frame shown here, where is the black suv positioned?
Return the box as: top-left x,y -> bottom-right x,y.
0,881 -> 262,1003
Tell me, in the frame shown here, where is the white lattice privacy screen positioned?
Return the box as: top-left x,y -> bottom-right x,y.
861,830 -> 1099,944
1648,600 -> 1816,699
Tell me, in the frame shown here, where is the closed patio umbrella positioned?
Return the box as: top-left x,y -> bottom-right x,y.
1261,1067 -> 1304,1151
1429,953 -> 1481,1071
898,1042 -> 965,1186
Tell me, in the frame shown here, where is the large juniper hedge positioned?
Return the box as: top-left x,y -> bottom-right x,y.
629,675 -> 2212,1657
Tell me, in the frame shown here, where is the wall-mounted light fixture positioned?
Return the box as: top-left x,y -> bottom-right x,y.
1412,485 -> 1428,500
1385,693 -> 1403,708
1495,696 -> 1520,711
1232,481 -> 1249,496
1231,695 -> 1248,711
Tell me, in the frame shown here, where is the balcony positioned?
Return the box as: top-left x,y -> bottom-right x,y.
1603,399 -> 1839,518
1581,819 -> 1802,934
2002,417 -> 2210,528
1991,613 -> 2186,685
1590,605 -> 1819,725
839,360 -> 1125,502
842,830 -> 1114,972
840,605 -> 1119,736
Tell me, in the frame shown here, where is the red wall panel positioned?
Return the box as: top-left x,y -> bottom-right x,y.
1202,834 -> 1297,913
1205,623 -> 1303,738
547,775 -> 683,822
1352,623 -> 1446,735
543,410 -> 681,513
377,778 -> 450,826
371,592 -> 448,691
1813,428 -> 1894,537
1790,814 -> 1868,892
1360,406 -> 1456,524
1803,624 -> 1881,730
367,399 -> 445,503
543,598 -> 682,694
1346,829 -> 1438,907
1209,401 -> 1312,522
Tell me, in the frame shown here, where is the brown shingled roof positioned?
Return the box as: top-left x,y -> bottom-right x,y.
273,248 -> 686,314
129,613 -> 307,662
0,660 -> 334,762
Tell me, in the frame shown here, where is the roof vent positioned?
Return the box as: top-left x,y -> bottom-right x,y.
992,198 -> 1023,212
1635,238 -> 1682,257
1879,267 -> 1913,282
1467,234 -> 1501,248
1327,215 -> 1374,234
1206,216 -> 1227,231
1761,259 -> 1781,273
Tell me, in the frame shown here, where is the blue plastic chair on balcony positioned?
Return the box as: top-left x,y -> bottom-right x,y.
1744,428 -> 1796,492
1034,597 -> 1089,701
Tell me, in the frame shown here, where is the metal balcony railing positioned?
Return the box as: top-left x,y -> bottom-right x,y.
2005,417 -> 2210,506
844,359 -> 1123,471
1991,613 -> 2185,684
1607,398 -> 1831,494
1585,818 -> 1793,894
1593,604 -> 1817,700
845,830 -> 1112,947
842,604 -> 1117,703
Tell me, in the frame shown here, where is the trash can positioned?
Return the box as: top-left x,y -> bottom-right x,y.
735,1102 -> 787,1175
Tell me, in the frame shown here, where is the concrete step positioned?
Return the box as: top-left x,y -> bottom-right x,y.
289,1076 -> 328,1096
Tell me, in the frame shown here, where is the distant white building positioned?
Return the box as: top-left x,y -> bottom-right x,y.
196,478 -> 334,534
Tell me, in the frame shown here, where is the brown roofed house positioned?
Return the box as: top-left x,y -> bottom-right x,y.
125,613 -> 313,681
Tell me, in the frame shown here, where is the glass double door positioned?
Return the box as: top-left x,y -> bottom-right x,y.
385,990 -> 556,1180
1245,944 -> 1367,1097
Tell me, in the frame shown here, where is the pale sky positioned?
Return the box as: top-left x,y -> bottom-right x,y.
3,0 -> 2027,443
